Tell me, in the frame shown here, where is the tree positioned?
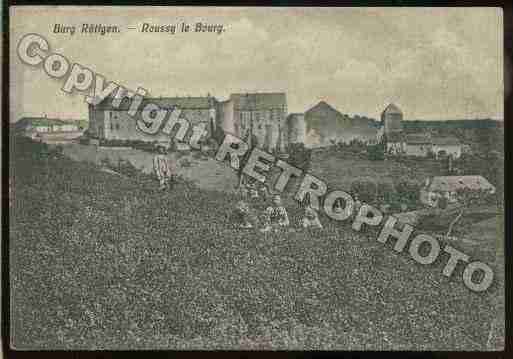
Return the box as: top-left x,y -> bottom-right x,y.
367,143 -> 385,160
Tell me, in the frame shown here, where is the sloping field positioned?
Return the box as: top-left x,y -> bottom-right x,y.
309,150 -> 446,192
10,138 -> 503,350
62,143 -> 239,193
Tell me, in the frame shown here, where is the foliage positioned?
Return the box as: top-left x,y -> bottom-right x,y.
9,136 -> 502,350
367,143 -> 385,161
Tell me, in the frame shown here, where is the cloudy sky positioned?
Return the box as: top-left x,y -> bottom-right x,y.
10,6 -> 503,122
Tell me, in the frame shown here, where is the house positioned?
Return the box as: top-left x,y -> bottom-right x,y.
88,95 -> 218,147
14,117 -> 84,143
217,92 -> 287,151
431,136 -> 462,159
404,133 -> 432,157
384,132 -> 405,155
420,175 -> 496,207
382,130 -> 464,159
15,117 -> 80,134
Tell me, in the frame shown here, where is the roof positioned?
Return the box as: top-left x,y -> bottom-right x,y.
428,176 -> 495,193
92,95 -> 217,110
382,103 -> 402,115
230,92 -> 286,110
15,117 -> 80,128
405,133 -> 432,144
306,101 -> 344,118
431,136 -> 461,146
385,132 -> 404,143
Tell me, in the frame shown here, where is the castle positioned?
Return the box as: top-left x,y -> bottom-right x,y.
88,92 -> 306,152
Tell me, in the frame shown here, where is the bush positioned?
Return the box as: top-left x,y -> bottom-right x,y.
367,143 -> 385,161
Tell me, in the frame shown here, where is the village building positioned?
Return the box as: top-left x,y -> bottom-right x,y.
15,117 -> 82,134
379,104 -> 463,159
15,117 -> 86,143
88,95 -> 218,147
384,132 -> 405,155
304,101 -> 377,146
431,136 -> 462,159
420,175 -> 496,207
404,133 -> 433,157
217,92 -> 287,152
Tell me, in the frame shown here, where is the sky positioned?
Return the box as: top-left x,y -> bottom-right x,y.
10,6 -> 504,122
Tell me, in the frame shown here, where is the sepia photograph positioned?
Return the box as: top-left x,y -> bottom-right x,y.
7,6 -> 504,350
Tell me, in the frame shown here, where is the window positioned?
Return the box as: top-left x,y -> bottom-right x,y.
116,124 -> 120,130
110,124 -> 114,131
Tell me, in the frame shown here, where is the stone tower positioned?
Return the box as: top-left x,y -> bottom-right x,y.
381,103 -> 403,134
286,113 -> 306,145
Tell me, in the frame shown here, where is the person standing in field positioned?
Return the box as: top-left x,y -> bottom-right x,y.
301,203 -> 323,229
166,148 -> 178,189
153,146 -> 171,190
261,194 -> 290,232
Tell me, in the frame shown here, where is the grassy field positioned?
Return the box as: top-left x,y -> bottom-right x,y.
309,148 -> 446,192
9,137 -> 504,350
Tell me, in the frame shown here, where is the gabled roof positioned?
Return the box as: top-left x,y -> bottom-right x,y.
230,92 -> 286,110
428,175 -> 495,193
92,95 -> 217,110
305,101 -> 344,118
431,136 -> 460,146
382,103 -> 402,115
405,133 -> 431,144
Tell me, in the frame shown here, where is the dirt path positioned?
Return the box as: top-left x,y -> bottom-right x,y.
62,143 -> 240,194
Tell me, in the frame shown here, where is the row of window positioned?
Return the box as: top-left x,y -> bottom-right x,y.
239,109 -> 283,122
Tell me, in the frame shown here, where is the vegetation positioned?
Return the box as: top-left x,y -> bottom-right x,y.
9,136 -> 503,350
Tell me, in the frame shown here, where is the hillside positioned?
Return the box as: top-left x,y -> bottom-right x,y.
9,136 -> 504,350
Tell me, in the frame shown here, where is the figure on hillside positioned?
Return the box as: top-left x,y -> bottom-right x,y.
353,194 -> 362,216
153,147 -> 172,190
301,203 -> 323,229
248,182 -> 260,200
232,200 -> 259,229
258,184 -> 270,200
260,194 -> 290,232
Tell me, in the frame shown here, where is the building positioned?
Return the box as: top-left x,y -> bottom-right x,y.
15,117 -> 81,134
304,101 -> 377,146
431,136 -> 462,159
88,95 -> 217,146
420,175 -> 496,207
14,117 -> 85,143
384,132 -> 405,154
286,113 -> 306,144
381,103 -> 403,135
382,130 -> 463,159
404,133 -> 433,157
217,92 -> 287,151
